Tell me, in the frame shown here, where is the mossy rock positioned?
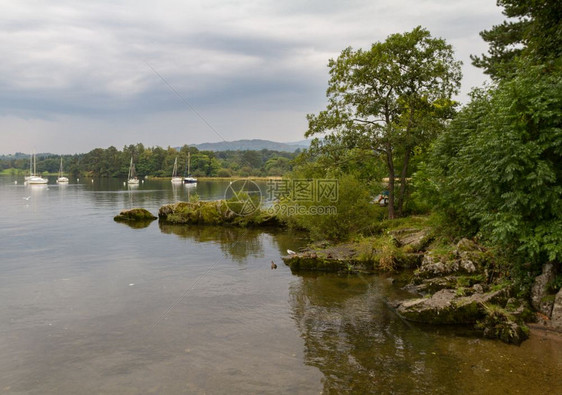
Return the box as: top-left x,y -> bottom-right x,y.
282,255 -> 374,274
476,305 -> 530,345
158,200 -> 280,227
114,208 -> 157,222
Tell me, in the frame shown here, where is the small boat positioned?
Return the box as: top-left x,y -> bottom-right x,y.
56,157 -> 69,183
183,152 -> 197,184
127,157 -> 139,184
27,153 -> 48,184
171,157 -> 183,183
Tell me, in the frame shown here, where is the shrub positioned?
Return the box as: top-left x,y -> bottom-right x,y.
281,174 -> 381,241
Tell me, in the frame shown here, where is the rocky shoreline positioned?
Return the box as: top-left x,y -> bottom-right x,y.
283,230 -> 562,345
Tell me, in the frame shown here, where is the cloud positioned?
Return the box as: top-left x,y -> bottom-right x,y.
0,0 -> 505,154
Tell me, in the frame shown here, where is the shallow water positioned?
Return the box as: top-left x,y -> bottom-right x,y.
0,176 -> 560,394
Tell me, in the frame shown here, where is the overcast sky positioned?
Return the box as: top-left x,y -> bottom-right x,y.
0,0 -> 505,154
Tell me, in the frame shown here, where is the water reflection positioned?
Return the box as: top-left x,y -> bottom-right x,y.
289,273 -> 467,394
115,219 -> 155,229
159,223 -> 308,263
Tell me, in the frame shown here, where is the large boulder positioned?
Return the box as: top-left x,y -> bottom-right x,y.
530,262 -> 557,316
390,228 -> 433,252
397,289 -> 506,324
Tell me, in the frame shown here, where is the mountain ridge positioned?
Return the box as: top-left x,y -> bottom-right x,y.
189,139 -> 310,152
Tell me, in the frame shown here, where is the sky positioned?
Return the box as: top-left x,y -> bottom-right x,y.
0,0 -> 506,155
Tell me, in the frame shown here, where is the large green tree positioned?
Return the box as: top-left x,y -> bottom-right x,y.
306,27 -> 461,218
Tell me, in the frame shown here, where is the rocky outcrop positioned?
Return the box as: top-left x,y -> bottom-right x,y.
530,262 -> 557,317
114,208 -> 157,222
551,289 -> 562,331
396,238 -> 533,344
397,289 -> 506,325
415,238 -> 489,279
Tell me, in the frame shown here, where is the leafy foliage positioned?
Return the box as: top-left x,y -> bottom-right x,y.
423,65 -> 562,263
280,174 -> 384,241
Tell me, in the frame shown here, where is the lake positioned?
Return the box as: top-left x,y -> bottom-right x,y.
0,176 -> 560,394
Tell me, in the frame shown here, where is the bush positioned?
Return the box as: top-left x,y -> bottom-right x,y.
280,174 -> 382,241
217,168 -> 232,177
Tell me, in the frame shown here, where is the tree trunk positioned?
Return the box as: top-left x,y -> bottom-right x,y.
397,149 -> 411,217
385,142 -> 395,219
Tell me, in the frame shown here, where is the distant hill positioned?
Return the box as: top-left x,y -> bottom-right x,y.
0,152 -> 53,160
191,139 -> 310,152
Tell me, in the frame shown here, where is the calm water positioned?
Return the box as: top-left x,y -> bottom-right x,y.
0,176 -> 560,394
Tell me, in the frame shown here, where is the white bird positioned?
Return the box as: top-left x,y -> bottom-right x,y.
287,249 -> 296,255
23,196 -> 31,200
14,181 -> 17,184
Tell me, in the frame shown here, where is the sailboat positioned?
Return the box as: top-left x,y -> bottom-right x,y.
24,155 -> 33,181
27,153 -> 48,184
127,157 -> 139,184
183,152 -> 197,184
56,157 -> 69,183
171,157 -> 183,183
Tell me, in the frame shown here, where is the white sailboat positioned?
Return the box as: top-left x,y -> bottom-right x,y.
27,153 -> 48,184
127,157 -> 139,184
183,152 -> 197,184
24,155 -> 33,181
56,157 -> 69,183
171,157 -> 183,183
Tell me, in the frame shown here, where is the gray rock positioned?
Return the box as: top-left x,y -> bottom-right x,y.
460,259 -> 477,273
550,288 -> 562,331
473,284 -> 484,294
390,228 -> 432,251
530,263 -> 557,316
396,289 -> 506,325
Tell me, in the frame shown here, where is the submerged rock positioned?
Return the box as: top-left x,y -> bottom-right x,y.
114,208 -> 157,222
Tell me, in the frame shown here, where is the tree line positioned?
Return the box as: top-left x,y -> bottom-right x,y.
0,144 -> 296,178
